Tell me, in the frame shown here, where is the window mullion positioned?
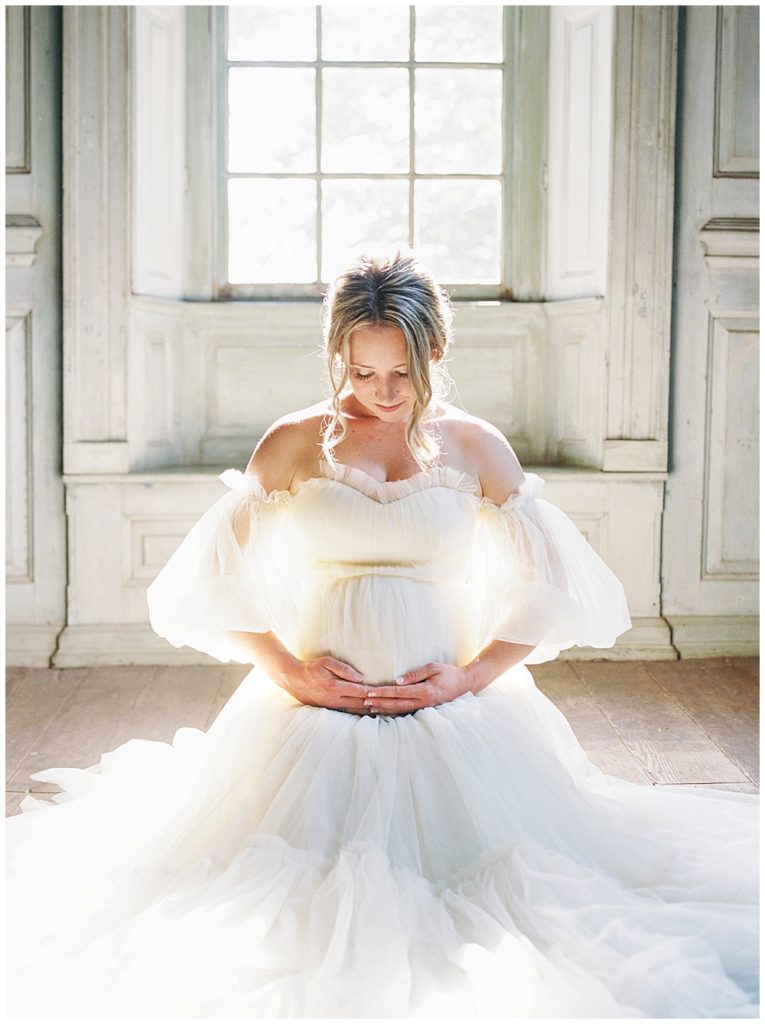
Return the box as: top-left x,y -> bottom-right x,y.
222,5 -> 514,295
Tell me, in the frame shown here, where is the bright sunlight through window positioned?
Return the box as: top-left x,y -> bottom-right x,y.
224,6 -> 506,293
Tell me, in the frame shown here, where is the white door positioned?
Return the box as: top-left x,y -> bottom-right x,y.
662,6 -> 759,654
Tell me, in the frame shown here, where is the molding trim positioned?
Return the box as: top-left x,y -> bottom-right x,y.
63,442 -> 130,475
62,462 -> 668,487
53,624 -> 223,667
5,625 -> 62,667
5,6 -> 31,174
700,217 -> 759,267
559,617 -> 677,662
603,439 -> 669,473
666,616 -> 759,658
52,619 -> 680,668
6,215 -> 43,267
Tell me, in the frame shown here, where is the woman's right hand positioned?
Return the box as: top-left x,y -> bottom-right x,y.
224,631 -> 371,715
281,655 -> 372,715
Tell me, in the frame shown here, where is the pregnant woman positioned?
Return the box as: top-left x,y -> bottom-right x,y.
6,251 -> 758,1018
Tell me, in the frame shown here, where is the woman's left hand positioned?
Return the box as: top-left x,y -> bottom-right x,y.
362,662 -> 472,717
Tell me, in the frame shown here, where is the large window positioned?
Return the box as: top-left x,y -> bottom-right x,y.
217,5 -> 511,298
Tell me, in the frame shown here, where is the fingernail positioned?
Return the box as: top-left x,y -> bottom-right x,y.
366,692 -> 377,698
364,699 -> 373,707
394,676 -> 404,685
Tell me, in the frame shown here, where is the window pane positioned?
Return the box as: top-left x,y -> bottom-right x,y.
414,180 -> 501,283
415,69 -> 502,174
229,69 -> 315,173
322,179 -> 409,282
414,6 -> 503,63
322,69 -> 409,173
321,6 -> 410,61
228,179 -> 316,283
228,6 -> 316,61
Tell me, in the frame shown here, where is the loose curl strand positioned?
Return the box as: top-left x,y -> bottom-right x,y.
321,250 -> 454,471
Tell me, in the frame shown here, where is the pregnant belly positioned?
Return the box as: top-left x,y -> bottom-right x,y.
293,575 -> 476,685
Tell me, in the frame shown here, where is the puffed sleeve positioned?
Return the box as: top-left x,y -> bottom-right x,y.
146,469 -> 301,664
472,473 -> 632,664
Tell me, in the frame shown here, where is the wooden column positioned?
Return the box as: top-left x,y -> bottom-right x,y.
62,6 -> 130,474
603,7 -> 678,472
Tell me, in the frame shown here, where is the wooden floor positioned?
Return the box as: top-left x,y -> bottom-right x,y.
5,657 -> 759,816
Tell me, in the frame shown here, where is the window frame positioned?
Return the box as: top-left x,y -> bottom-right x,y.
211,5 -> 521,301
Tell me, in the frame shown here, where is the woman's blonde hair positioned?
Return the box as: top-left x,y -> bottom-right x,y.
321,250 -> 454,470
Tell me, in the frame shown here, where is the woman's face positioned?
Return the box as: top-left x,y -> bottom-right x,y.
347,324 -> 415,422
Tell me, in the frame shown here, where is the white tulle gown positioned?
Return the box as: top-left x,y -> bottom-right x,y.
6,461 -> 759,1018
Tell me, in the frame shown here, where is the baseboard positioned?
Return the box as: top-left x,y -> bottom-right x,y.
52,624 -> 222,667
49,617 -> 681,668
558,617 -> 678,661
5,625 -> 63,667
665,616 -> 759,658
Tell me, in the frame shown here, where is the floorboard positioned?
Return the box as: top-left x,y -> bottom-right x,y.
5,658 -> 759,813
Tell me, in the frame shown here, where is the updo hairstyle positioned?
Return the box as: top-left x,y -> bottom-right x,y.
321,250 -> 454,470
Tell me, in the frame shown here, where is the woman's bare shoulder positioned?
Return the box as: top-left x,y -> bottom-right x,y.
245,401 -> 330,493
436,404 -> 525,504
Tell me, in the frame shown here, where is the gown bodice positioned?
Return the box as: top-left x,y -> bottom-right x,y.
146,458 -> 633,671
282,463 -> 478,586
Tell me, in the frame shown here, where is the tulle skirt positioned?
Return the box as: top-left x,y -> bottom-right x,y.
6,662 -> 758,1018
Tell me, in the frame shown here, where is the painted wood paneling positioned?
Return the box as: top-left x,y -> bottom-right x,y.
714,7 -> 759,178
604,7 -> 677,472
546,298 -> 606,467
127,300 -> 183,469
58,466 -> 669,664
132,6 -> 186,298
661,6 -> 759,639
62,7 -> 130,472
126,296 -> 608,471
5,6 -> 30,174
5,8 -> 66,667
702,315 -> 759,579
5,312 -> 32,581
546,6 -> 613,299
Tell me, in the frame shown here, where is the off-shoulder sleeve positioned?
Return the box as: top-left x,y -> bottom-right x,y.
472,473 -> 632,664
146,470 -> 301,664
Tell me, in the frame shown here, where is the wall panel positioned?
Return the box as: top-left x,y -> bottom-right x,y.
714,7 -> 759,178
132,6 -> 186,297
702,315 -> 759,579
5,312 -> 33,581
5,6 -> 30,173
546,6 -> 613,299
